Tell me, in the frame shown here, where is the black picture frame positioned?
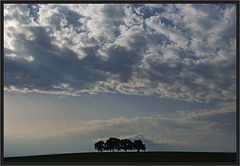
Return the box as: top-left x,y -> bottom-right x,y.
0,0 -> 239,165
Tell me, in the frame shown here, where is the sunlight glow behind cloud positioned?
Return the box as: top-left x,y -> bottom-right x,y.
4,4 -> 236,102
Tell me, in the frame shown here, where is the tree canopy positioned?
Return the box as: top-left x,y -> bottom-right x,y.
94,137 -> 146,152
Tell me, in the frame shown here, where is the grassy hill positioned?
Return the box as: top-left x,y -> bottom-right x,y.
4,151 -> 237,164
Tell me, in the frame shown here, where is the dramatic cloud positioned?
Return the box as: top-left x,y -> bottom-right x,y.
4,4 -> 236,102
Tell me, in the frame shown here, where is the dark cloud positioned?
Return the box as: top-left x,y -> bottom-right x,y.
4,4 -> 236,102
4,26 -> 109,90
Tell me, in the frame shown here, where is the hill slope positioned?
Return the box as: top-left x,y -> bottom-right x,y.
4,151 -> 237,164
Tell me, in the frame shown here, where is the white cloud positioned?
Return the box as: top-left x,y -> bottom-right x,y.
4,4 -> 236,102
176,102 -> 235,120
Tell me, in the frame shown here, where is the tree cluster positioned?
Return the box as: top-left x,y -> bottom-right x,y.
94,137 -> 146,152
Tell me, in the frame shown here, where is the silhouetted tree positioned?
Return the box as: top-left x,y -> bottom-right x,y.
103,142 -> 110,152
94,138 -> 146,152
141,144 -> 146,151
94,141 -> 105,152
120,139 -> 127,152
120,139 -> 134,152
120,139 -> 126,152
105,138 -> 121,152
134,140 -> 145,152
126,140 -> 134,151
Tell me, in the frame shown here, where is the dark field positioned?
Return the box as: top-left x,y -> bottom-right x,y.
4,151 -> 237,164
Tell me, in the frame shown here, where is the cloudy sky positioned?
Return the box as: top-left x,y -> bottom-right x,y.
4,3 -> 236,157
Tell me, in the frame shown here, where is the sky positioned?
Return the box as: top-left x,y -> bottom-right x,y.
3,3 -> 236,157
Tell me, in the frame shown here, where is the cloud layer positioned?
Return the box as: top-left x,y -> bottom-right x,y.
4,4 -> 236,102
5,101 -> 236,153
